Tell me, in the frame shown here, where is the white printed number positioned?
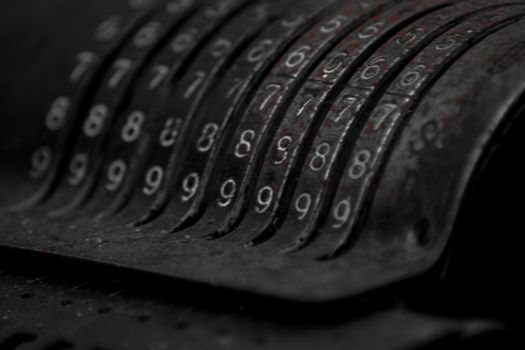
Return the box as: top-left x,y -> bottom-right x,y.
396,27 -> 425,45
182,173 -> 199,202
274,136 -> 292,165
295,193 -> 312,220
247,39 -> 273,63
184,71 -> 206,99
309,143 -> 331,172
322,52 -> 348,76
134,21 -> 161,48
218,179 -> 236,207
166,0 -> 193,13
211,38 -> 232,57
171,31 -> 195,53
45,97 -> 70,131
95,15 -> 122,42
285,45 -> 311,68
235,130 -> 255,158
332,198 -> 352,228
435,33 -> 462,51
205,0 -> 234,18
106,160 -> 127,191
71,52 -> 96,82
84,104 -> 109,138
67,153 -> 88,186
197,123 -> 219,152
121,111 -> 145,143
360,57 -> 386,80
258,84 -> 281,111
370,103 -> 397,131
400,64 -> 426,87
358,22 -> 384,39
281,14 -> 303,29
143,166 -> 164,196
159,118 -> 181,147
348,150 -> 372,180
333,96 -> 358,123
255,186 -> 273,213
320,15 -> 347,33
149,65 -> 170,90
109,59 -> 132,88
30,147 -> 52,179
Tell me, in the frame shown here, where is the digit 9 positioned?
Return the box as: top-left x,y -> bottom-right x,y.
67,153 -> 89,186
106,160 -> 127,191
143,166 -> 164,196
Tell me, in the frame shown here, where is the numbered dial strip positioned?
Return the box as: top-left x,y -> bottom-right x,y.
258,0 -> 501,252
182,0 -> 392,240
14,0 -> 159,211
140,0 -> 338,232
83,0 -> 270,220
315,4 -> 525,259
94,0 -> 268,223
80,0 -> 199,219
224,0 -> 459,247
43,2 -> 203,217
133,0 -> 297,226
167,0 -> 418,235
268,0 -> 514,254
45,0 -> 253,218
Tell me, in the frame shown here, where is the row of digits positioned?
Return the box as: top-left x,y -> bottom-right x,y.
19,0 -> 525,258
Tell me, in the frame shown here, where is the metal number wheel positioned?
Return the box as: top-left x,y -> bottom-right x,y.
1,1 -> 525,347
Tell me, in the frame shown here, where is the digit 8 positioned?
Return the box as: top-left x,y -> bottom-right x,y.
121,110 -> 145,143
45,96 -> 70,131
83,104 -> 109,138
309,142 -> 331,172
348,149 -> 372,180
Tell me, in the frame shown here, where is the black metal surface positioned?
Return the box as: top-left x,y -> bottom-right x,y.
0,254 -> 516,350
1,1 -> 525,345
